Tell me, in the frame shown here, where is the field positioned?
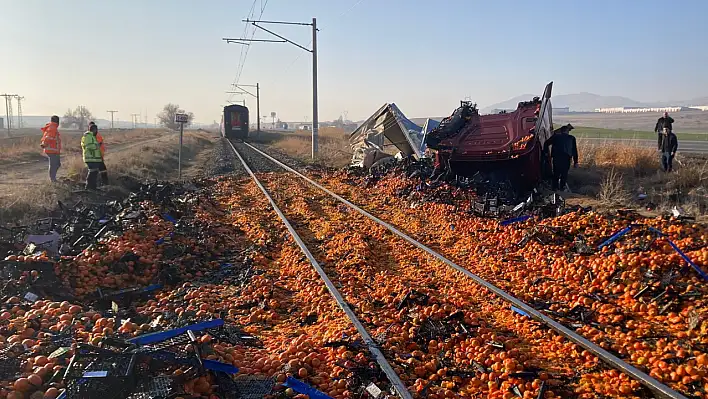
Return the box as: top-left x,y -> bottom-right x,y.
0,129 -> 218,224
555,110 -> 708,134
572,126 -> 708,141
0,129 -> 172,166
249,126 -> 353,167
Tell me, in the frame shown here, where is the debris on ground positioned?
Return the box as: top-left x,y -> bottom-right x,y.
0,178 -> 341,399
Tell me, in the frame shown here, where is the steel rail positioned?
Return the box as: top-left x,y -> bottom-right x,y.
226,139 -> 413,399
238,140 -> 688,399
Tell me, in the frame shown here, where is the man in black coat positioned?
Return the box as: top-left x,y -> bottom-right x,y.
655,112 -> 675,139
658,128 -> 678,172
543,124 -> 579,191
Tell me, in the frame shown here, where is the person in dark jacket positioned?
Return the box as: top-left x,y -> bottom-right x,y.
658,128 -> 678,172
655,112 -> 675,144
543,124 -> 579,191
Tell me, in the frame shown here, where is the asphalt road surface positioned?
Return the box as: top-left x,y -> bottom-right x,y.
579,138 -> 708,154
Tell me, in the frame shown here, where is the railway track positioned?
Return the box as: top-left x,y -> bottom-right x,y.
225,139 -> 690,399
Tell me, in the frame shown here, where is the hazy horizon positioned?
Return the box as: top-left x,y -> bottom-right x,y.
1,0 -> 706,124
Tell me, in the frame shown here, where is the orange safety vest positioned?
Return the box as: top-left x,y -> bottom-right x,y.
40,122 -> 61,155
96,132 -> 106,157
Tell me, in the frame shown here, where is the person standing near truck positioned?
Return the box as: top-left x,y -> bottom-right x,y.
543,124 -> 579,192
40,115 -> 62,182
658,128 -> 678,172
655,111 -> 675,145
655,112 -> 674,134
81,124 -> 103,190
89,122 -> 108,185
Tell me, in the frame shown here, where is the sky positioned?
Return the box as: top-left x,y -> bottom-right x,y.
1,0 -> 707,124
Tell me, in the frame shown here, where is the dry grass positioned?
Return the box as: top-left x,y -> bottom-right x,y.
0,129 -> 171,166
253,127 -> 353,167
0,184 -> 73,225
0,131 -> 215,225
598,168 -> 630,205
64,131 -> 214,181
572,140 -> 708,216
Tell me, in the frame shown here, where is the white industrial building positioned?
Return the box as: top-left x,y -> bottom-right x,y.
594,106 -> 685,114
691,105 -> 708,111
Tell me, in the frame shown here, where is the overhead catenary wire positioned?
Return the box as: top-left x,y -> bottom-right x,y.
228,0 -> 269,103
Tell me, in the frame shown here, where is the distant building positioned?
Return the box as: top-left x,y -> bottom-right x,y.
690,105 -> 708,111
554,107 -> 570,114
594,106 -> 686,114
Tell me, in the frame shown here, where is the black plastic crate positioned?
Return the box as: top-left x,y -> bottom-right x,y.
65,353 -> 137,379
208,324 -> 262,348
64,353 -> 138,399
65,377 -> 133,399
126,376 -> 178,399
228,374 -> 276,399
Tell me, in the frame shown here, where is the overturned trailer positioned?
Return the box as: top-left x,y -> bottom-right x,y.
425,82 -> 555,192
349,103 -> 425,169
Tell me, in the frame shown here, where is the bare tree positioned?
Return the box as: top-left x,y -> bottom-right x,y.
61,106 -> 94,131
157,103 -> 194,130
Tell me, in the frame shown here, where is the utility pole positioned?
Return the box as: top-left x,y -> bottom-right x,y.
130,113 -> 139,129
107,110 -> 118,131
15,96 -> 24,128
1,94 -> 16,136
311,17 -> 318,156
228,82 -> 261,132
223,17 -> 319,158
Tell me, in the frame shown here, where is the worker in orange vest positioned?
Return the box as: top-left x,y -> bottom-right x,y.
89,122 -> 108,185
40,115 -> 62,182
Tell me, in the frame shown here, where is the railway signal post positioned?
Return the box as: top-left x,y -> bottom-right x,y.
175,113 -> 189,179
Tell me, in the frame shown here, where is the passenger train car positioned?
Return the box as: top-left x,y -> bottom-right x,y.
221,104 -> 249,140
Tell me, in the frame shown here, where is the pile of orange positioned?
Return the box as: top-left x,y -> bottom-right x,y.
320,169 -> 708,398
2,167 -> 706,399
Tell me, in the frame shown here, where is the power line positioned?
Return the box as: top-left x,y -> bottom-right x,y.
228,0 -> 261,103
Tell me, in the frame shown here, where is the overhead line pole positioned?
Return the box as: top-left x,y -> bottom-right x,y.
1,94 -> 17,136
107,110 -> 118,131
223,17 -> 319,158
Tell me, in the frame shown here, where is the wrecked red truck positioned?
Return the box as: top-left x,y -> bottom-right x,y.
424,82 -> 555,191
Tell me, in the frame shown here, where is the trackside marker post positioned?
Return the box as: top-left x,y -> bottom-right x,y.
175,113 -> 189,179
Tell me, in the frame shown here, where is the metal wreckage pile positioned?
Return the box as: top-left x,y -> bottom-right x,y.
350,156 -> 582,222
346,85 -> 572,222
0,179 -> 339,399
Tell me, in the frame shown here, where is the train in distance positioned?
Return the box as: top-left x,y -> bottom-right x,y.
221,104 -> 249,140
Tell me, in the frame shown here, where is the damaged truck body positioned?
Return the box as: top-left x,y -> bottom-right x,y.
427,82 -> 554,192
349,82 -> 555,194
